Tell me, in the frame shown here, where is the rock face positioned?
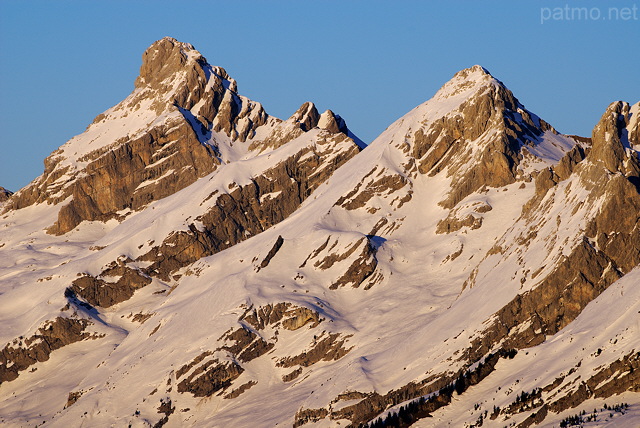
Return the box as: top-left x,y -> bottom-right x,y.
0,317 -> 92,383
0,187 -> 12,203
2,45 -> 640,428
407,66 -> 556,208
591,101 -> 640,175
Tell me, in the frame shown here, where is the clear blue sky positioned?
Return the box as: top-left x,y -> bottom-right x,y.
1,1 -> 639,192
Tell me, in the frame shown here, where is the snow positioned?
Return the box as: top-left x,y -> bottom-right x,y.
259,190 -> 282,203
519,131 -> 578,175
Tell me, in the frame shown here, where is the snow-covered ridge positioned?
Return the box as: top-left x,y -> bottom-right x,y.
434,64 -> 497,100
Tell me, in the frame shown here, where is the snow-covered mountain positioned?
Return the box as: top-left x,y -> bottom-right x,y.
1,38 -> 639,428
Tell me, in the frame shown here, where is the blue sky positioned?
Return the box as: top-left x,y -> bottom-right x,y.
1,0 -> 639,192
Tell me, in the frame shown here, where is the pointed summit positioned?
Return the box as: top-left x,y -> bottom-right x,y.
291,102 -> 320,132
433,64 -> 500,101
318,109 -> 348,134
388,65 -> 564,208
449,64 -> 494,82
135,37 -> 200,89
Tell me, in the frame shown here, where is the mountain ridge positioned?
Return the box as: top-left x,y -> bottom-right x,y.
1,38 -> 639,428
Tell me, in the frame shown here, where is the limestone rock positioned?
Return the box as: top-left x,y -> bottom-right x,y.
291,102 -> 321,132
0,317 -> 92,383
176,358 -> 244,398
590,101 -> 640,176
0,186 -> 12,203
137,133 -> 358,283
277,332 -> 351,368
409,66 -> 559,209
318,109 -> 348,134
259,235 -> 284,270
241,303 -> 321,331
253,102 -> 357,153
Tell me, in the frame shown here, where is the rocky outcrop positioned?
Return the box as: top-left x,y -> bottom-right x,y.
69,266 -> 152,308
223,380 -> 257,399
294,408 -> 330,428
282,367 -> 303,382
330,238 -> 378,289
153,398 -> 175,428
292,102 -> 321,132
554,144 -> 588,181
317,109 -> 348,134
258,235 -> 284,270
435,201 -> 491,234
252,102 -> 354,152
299,235 -> 381,290
220,326 -> 274,363
0,317 -> 92,383
0,186 -> 12,203
241,302 -> 321,331
177,358 -> 244,398
65,390 -> 84,409
65,256 -> 152,308
336,173 -> 409,211
175,302 -> 321,399
277,332 -> 351,368
135,37 -> 268,142
590,101 -> 639,176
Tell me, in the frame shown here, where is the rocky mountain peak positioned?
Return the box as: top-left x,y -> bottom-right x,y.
291,101 -> 320,131
135,37 -> 200,89
0,186 -> 12,203
287,103 -> 349,135
404,65 -> 560,208
454,64 -> 493,80
433,64 -> 499,101
318,109 -> 348,134
132,38 -> 244,123
590,100 -> 640,175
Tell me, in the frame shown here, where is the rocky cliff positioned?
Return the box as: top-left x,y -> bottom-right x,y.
0,186 -> 12,203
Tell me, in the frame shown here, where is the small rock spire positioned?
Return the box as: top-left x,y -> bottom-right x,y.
590,101 -> 639,175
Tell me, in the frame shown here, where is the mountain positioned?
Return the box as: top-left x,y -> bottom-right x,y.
1,39 -> 639,428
